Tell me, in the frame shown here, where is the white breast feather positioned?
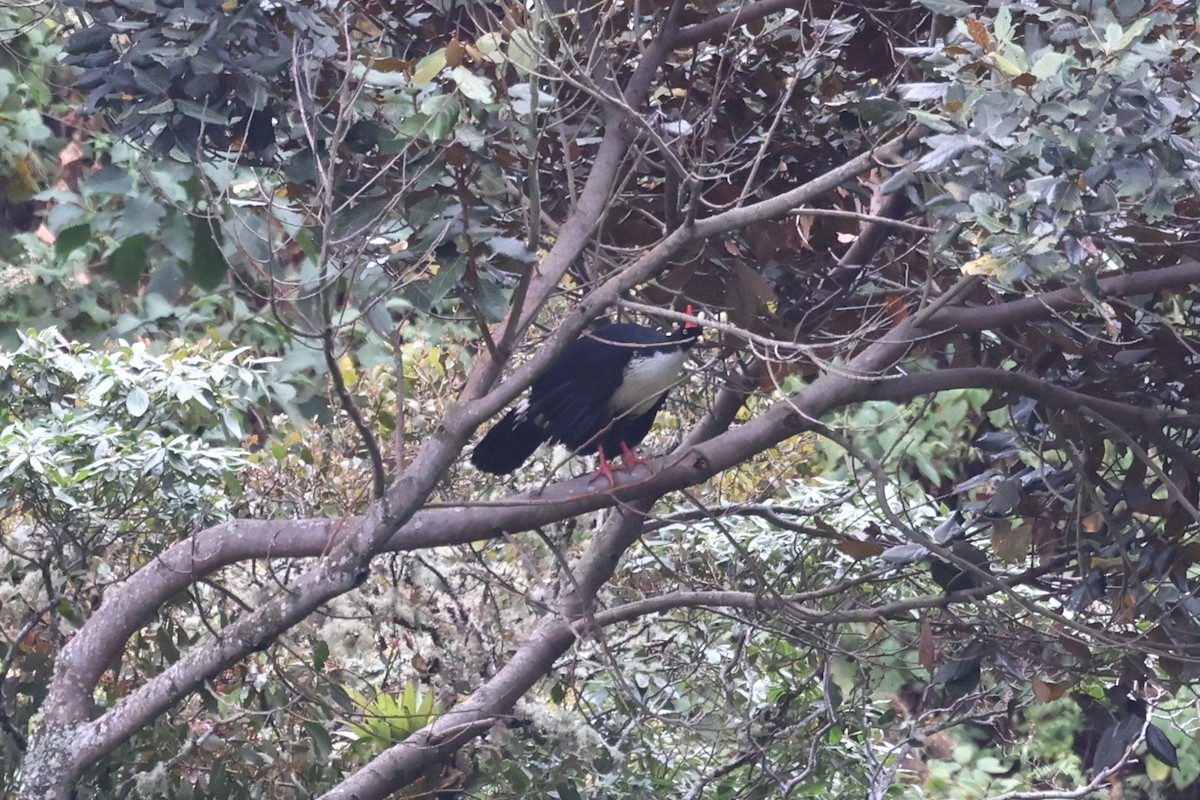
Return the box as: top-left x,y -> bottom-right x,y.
607,349 -> 689,417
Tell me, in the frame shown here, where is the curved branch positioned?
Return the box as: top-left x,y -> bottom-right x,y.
321,323 -> 387,499
671,0 -> 810,49
322,501 -> 659,799
590,587 -> 990,628
929,260 -> 1200,333
862,366 -> 1200,430
39,88 -> 1190,799
54,254 -> 1190,768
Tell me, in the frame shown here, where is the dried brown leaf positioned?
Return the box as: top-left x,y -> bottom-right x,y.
919,618 -> 936,673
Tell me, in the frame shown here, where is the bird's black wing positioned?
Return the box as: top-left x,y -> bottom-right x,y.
524,334 -> 632,453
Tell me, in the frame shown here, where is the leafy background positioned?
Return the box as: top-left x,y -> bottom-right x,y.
3,0 -> 1200,798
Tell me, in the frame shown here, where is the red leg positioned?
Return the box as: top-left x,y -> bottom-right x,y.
592,444 -> 619,486
619,441 -> 652,470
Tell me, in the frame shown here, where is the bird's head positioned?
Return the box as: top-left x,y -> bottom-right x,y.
673,304 -> 704,348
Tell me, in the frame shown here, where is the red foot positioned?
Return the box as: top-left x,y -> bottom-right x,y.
592,444 -> 656,487
592,445 -> 620,486
619,442 -> 652,470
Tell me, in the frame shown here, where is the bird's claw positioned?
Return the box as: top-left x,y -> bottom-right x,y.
619,442 -> 652,475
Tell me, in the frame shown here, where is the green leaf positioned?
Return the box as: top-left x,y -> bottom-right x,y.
473,273 -> 511,322
188,217 -> 228,290
55,223 -> 92,258
108,233 -> 150,288
421,93 -> 460,141
916,0 -> 970,16
175,99 -> 231,126
396,112 -> 432,139
82,165 -> 133,196
313,639 -> 330,671
412,49 -> 447,84
64,25 -> 114,55
422,256 -> 466,309
451,66 -> 495,103
294,229 -> 320,265
917,134 -> 971,171
125,386 -> 150,418
1113,17 -> 1150,51
303,721 -> 333,764
1113,159 -> 1153,198
486,236 -> 535,262
907,109 -> 956,133
115,193 -> 168,240
1031,51 -> 1070,80
506,29 -> 538,74
57,600 -> 86,628
993,4 -> 1012,43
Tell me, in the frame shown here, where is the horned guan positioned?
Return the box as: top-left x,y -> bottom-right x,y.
471,313 -> 701,481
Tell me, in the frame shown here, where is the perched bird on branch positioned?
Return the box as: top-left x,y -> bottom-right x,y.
471,311 -> 701,482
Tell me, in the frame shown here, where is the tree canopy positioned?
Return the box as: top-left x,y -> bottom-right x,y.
4,0 -> 1200,798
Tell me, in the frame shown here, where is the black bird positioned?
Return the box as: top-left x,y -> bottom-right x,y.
471,312 -> 701,481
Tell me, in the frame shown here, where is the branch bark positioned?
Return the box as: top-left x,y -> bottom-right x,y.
929,259 -> 1200,333
862,367 -> 1200,430
671,0 -> 811,48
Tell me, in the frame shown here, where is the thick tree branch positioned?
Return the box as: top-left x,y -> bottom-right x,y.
447,132 -> 919,439
929,260 -> 1200,333
670,0 -> 810,49
862,367 -> 1200,430
318,313 -> 942,797
51,253 -> 1189,769
31,12 -> 689,788
39,52 -> 1192,793
322,506 -> 657,799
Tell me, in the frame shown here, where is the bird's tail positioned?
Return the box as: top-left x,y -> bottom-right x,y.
470,409 -> 546,474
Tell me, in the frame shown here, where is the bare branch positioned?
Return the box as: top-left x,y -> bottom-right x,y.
863,366 -> 1200,430
671,0 -> 811,49
930,260 -> 1200,334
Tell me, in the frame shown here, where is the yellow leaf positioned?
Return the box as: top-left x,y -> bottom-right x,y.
961,254 -> 1003,276
412,49 -> 447,84
507,28 -> 537,74
991,520 -> 1032,564
337,355 -> 358,386
474,31 -> 505,63
1146,755 -> 1171,781
990,52 -> 1024,76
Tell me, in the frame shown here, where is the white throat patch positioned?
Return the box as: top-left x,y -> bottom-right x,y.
607,348 -> 690,417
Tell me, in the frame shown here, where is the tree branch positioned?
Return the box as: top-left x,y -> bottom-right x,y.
928,260 -> 1200,333
50,251 -> 1186,773
670,0 -> 811,49
321,504 -> 657,799
862,367 -> 1200,430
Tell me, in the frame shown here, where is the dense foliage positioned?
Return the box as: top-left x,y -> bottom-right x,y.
3,0 -> 1200,798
